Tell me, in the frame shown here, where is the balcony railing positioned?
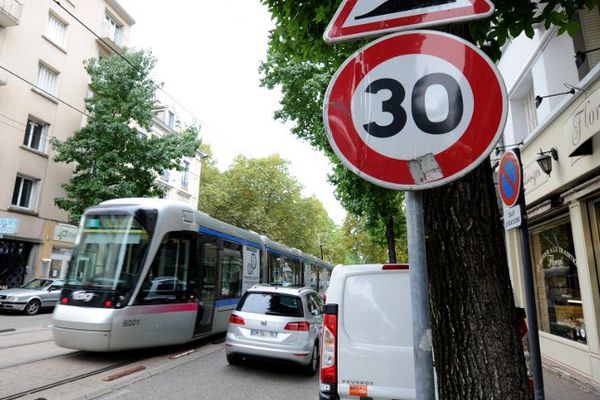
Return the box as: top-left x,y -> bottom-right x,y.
0,0 -> 22,27
98,21 -> 124,50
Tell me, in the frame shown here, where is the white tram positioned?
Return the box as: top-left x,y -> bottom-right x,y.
52,198 -> 333,351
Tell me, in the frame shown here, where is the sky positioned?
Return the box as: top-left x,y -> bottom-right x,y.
118,0 -> 346,225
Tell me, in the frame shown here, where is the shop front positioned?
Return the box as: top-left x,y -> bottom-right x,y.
505,76 -> 600,387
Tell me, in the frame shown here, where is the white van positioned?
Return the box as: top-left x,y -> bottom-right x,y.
319,264 -> 415,400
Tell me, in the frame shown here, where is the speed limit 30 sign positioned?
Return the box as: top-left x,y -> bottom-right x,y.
323,30 -> 507,190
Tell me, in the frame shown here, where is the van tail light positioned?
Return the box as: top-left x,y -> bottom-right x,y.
382,263 -> 409,270
321,304 -> 338,386
284,321 -> 310,331
229,314 -> 245,325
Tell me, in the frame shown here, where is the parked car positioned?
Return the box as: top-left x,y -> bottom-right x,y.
320,264 -> 415,400
0,278 -> 64,315
225,284 -> 323,375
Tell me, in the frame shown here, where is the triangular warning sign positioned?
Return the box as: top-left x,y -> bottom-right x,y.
323,0 -> 494,43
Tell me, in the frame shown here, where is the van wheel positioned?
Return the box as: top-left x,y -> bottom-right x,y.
227,354 -> 242,366
24,299 -> 41,315
303,343 -> 319,376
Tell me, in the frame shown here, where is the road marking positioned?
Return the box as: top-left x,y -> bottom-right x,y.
168,349 -> 195,359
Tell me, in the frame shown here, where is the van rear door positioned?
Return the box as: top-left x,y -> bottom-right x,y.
337,268 -> 415,400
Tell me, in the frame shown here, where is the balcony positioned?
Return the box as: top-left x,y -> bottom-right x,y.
0,0 -> 22,28
97,21 -> 124,52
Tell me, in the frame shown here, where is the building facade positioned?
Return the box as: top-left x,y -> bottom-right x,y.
150,103 -> 204,207
0,0 -> 136,287
498,6 -> 600,389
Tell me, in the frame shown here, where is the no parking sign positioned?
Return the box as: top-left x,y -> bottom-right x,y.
323,30 -> 507,190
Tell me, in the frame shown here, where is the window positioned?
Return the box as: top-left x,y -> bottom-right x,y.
160,169 -> 170,181
136,232 -> 192,304
268,253 -> 302,286
530,218 -> 586,344
167,111 -> 175,129
11,175 -> 36,209
181,160 -> 189,189
573,7 -> 600,80
307,293 -> 323,316
46,13 -> 67,46
23,119 -> 48,152
236,292 -> 304,317
36,63 -> 58,95
220,243 -> 242,297
104,13 -> 123,46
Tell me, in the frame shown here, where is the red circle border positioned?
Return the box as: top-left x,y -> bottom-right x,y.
324,30 -> 507,190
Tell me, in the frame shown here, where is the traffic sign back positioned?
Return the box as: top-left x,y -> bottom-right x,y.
498,150 -> 522,207
324,0 -> 495,43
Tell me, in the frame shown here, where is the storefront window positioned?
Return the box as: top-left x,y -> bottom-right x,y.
531,219 -> 586,344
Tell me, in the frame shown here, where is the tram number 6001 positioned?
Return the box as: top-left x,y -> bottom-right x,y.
363,73 -> 464,138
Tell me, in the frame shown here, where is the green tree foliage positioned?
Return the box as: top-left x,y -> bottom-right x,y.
52,49 -> 200,223
259,7 -> 404,262
198,150 -> 347,263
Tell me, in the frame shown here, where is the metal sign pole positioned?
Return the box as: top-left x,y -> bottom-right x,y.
406,191 -> 435,400
513,148 -> 545,400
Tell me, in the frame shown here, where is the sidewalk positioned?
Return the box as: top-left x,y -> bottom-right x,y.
544,368 -> 600,400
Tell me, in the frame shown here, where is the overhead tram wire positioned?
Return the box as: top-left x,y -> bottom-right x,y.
51,0 -> 246,157
0,64 -> 90,118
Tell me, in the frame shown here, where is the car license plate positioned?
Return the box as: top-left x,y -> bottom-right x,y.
250,329 -> 277,338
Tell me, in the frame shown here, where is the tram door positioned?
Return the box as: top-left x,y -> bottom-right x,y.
194,236 -> 219,335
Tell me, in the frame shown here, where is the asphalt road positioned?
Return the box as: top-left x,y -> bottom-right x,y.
0,309 -> 54,331
95,346 -> 320,400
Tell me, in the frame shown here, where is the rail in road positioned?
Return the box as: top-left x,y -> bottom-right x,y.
0,325 -> 224,400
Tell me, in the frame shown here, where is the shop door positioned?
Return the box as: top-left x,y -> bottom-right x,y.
0,240 -> 32,288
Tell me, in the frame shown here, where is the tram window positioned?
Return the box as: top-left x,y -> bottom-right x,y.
136,232 -> 191,304
269,253 -> 302,287
221,243 -> 242,298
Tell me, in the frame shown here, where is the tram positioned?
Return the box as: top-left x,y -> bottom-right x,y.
52,198 -> 333,351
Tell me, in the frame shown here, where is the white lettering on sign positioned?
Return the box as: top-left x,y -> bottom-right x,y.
565,86 -> 600,156
503,205 -> 522,230
0,218 -> 18,235
73,291 -> 94,302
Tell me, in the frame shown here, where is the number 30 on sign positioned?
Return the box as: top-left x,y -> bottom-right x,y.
323,30 -> 507,191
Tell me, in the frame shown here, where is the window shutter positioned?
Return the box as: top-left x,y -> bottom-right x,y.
46,14 -> 66,46
36,64 -> 58,95
524,86 -> 538,134
581,7 -> 600,69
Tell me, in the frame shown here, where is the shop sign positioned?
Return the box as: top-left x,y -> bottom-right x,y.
503,205 -> 521,230
538,246 -> 577,269
565,86 -> 600,157
0,218 -> 18,234
53,223 -> 78,243
523,160 -> 549,195
242,246 -> 260,293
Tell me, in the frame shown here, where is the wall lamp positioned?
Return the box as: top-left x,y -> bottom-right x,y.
575,47 -> 600,68
535,88 -> 575,108
536,148 -> 558,176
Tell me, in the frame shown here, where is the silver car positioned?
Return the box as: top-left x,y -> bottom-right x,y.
0,278 -> 64,315
225,285 -> 324,375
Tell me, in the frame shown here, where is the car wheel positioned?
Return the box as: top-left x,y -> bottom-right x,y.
24,299 -> 41,315
303,343 -> 319,376
226,353 -> 242,366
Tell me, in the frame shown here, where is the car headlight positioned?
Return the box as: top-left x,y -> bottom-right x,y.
6,296 -> 18,302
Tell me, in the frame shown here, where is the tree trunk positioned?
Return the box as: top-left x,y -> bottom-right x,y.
423,160 -> 529,399
385,215 -> 397,263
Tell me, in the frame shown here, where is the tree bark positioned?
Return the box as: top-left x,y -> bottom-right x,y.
385,215 -> 397,263
423,160 -> 529,399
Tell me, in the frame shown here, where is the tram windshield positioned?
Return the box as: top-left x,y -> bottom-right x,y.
65,213 -> 151,291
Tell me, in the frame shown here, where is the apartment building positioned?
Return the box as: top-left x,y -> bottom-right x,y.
0,0 -> 136,287
498,5 -> 600,389
150,103 -> 204,206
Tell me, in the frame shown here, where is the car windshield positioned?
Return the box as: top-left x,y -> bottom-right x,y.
20,279 -> 53,290
65,213 -> 151,291
236,292 -> 303,317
